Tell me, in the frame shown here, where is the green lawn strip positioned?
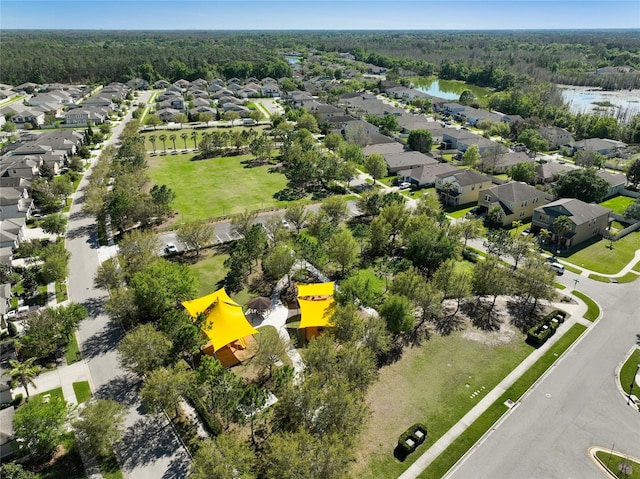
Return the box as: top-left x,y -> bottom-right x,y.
446,203 -> 476,219
561,231 -> 640,274
72,381 -> 92,403
554,282 -> 566,290
617,271 -> 640,283
599,196 -> 635,215
56,281 -> 68,303
634,262 -> 640,273
147,151 -> 290,222
357,333 -> 534,479
33,387 -> 64,402
65,332 -> 81,364
186,247 -> 250,305
588,273 -> 611,283
560,262 -> 582,274
595,451 -> 640,479
619,348 -> 640,396
419,323 -> 587,479
572,290 -> 600,321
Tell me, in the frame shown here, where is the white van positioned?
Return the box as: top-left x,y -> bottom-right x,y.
546,262 -> 565,275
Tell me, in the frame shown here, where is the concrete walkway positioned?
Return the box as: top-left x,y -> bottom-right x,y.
399,294 -> 590,479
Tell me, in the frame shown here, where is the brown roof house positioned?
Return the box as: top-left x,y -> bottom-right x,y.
532,198 -> 611,249
435,169 -> 493,207
478,182 -> 553,226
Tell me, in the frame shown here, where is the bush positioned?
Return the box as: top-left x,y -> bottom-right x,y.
11,394 -> 23,408
526,310 -> 566,346
397,423 -> 428,455
462,247 -> 480,263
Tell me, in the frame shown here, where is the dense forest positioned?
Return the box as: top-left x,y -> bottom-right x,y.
2,30 -> 640,89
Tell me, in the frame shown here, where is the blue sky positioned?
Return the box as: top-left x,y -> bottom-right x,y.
1,1 -> 638,30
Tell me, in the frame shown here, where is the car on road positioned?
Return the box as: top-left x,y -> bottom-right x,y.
399,182 -> 411,190
546,262 -> 565,275
164,243 -> 178,254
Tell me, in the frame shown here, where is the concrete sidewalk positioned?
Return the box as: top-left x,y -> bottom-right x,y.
399,294 -> 590,479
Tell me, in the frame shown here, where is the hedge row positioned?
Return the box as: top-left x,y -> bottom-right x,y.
527,310 -> 567,347
397,423 -> 428,455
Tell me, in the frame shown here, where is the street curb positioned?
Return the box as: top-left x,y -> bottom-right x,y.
589,446 -> 640,479
614,345 -> 640,405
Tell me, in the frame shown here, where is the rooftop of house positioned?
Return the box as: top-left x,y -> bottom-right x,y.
482,181 -> 553,204
436,168 -> 492,187
535,198 -> 611,225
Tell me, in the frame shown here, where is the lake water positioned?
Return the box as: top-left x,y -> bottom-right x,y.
410,78 -> 492,101
559,85 -> 640,121
285,56 -> 300,65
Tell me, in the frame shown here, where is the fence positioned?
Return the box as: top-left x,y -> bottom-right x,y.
604,212 -> 640,240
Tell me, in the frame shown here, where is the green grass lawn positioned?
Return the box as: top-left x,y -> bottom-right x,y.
595,451 -> 640,479
562,231 -> 640,274
619,348 -> 640,396
100,454 -> 124,479
508,221 -> 532,237
186,247 -> 250,306
72,381 -> 92,403
65,332 -> 81,365
617,271 -> 640,283
355,330 -> 534,478
147,151 -> 290,222
56,282 -> 68,303
420,323 -> 587,479
599,195 -> 635,215
446,203 -> 476,219
33,387 -> 64,403
572,290 -> 600,321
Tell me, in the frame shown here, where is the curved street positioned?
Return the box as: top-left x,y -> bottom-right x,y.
67,90 -> 191,479
446,269 -> 640,479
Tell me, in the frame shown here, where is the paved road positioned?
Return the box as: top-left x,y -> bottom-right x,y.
446,269 -> 640,479
68,91 -> 190,479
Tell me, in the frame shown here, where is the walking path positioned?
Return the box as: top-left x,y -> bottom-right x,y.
11,359 -> 90,406
399,295 -> 590,479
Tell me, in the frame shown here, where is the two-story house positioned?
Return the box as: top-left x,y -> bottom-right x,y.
532,198 -> 611,249
478,182 -> 553,226
435,169 -> 493,206
538,126 -> 574,149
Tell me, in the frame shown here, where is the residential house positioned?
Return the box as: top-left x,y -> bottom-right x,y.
478,182 -> 553,226
538,126 -> 574,149
261,81 -> 281,98
156,108 -> 182,123
0,218 -> 27,249
535,161 -> 577,184
398,163 -> 459,187
572,138 -> 627,157
501,114 -> 524,125
482,151 -> 535,174
596,170 -> 627,199
0,185 -> 33,220
435,169 -> 493,206
154,80 -> 171,89
532,198 -> 611,248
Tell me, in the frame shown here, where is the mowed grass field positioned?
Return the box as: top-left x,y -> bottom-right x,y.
599,195 -> 635,215
147,151 -> 289,221
563,231 -> 640,274
354,329 -> 533,478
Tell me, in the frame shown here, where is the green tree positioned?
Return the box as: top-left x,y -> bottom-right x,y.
262,244 -> 295,282
174,113 -> 187,128
2,121 -> 17,132
552,215 -> 573,250
0,463 -> 37,479
73,399 -> 126,458
472,255 -> 511,322
94,257 -> 124,293
40,213 -> 68,236
379,294 -> 414,335
118,324 -> 173,376
145,114 -> 162,129
149,134 -> 157,153
517,129 -> 549,158
51,175 -> 74,203
555,168 -> 610,203
514,255 -> 557,322
118,228 -> 160,277
177,220 -> 214,256
13,395 -> 68,460
507,162 -> 536,183
231,209 -> 258,237
7,358 -> 40,399
462,144 -> 481,168
364,153 -> 387,185
169,133 -> 177,151
574,150 -> 604,169
405,226 -> 458,276
323,132 -> 344,152
624,198 -> 640,220
159,133 -> 168,153
141,362 -> 194,419
40,249 -> 69,285
284,203 -> 308,233
626,158 -> 640,189
243,223 -> 268,273
326,228 -> 359,275
459,217 -> 485,247
253,327 -> 287,379
407,129 -> 434,153
150,184 -> 176,217
191,130 -> 199,149
297,112 -> 319,132
320,196 -> 348,225
483,228 -> 512,258
190,434 -> 256,479
459,89 -> 476,105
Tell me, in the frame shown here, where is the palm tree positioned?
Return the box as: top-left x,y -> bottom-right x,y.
191,130 -> 199,149
8,358 -> 40,399
149,134 -> 157,154
169,134 -> 177,152
553,215 -> 573,251
180,132 -> 188,151
159,134 -> 167,153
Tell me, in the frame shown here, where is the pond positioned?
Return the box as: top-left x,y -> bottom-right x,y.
410,77 -> 492,102
559,85 -> 640,121
284,56 -> 300,65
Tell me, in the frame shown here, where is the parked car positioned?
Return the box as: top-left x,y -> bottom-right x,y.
521,227 -> 532,236
164,243 -> 178,254
399,182 -> 411,190
546,262 -> 565,275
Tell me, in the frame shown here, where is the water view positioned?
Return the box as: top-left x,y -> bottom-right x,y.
559,85 -> 640,121
284,56 -> 300,65
410,77 -> 492,101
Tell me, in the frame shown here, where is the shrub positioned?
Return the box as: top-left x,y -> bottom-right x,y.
526,310 -> 566,346
397,423 -> 428,455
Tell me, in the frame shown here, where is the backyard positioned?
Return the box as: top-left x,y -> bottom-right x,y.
147,151 -> 290,221
599,195 -> 635,215
355,319 -> 534,478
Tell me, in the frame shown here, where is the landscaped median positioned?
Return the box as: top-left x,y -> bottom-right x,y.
591,447 -> 640,479
419,323 -> 587,479
589,271 -> 640,283
572,290 -> 601,321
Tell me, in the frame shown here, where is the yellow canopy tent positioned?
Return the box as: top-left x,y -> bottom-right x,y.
298,297 -> 336,329
181,288 -> 257,352
297,282 -> 335,298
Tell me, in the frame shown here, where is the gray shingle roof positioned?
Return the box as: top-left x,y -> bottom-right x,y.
535,198 -> 610,225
